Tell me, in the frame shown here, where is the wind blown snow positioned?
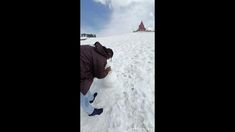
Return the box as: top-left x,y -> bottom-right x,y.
80,32 -> 155,132
93,0 -> 155,36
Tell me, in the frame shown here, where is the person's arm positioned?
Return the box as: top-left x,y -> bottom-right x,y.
93,59 -> 111,79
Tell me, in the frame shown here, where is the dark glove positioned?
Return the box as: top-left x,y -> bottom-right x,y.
105,66 -> 111,72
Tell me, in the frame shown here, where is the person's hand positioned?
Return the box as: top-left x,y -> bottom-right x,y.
105,66 -> 111,72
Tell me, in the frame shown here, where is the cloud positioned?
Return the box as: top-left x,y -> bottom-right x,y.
93,0 -> 155,36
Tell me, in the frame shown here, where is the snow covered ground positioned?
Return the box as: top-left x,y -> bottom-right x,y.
80,32 -> 155,132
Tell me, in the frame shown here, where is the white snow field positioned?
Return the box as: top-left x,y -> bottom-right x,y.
80,32 -> 155,132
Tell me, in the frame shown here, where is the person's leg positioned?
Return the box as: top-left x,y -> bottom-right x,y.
86,91 -> 94,101
80,92 -> 94,115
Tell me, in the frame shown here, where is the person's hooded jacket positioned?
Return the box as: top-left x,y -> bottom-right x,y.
80,42 -> 112,95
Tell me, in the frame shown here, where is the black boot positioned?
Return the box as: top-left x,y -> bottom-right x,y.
89,108 -> 103,116
89,92 -> 98,103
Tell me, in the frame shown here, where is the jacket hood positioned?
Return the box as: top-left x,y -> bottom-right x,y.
94,42 -> 110,59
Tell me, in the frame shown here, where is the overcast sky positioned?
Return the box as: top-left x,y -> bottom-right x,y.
81,0 -> 155,37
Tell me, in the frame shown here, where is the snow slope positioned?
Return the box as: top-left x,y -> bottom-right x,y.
80,32 -> 155,132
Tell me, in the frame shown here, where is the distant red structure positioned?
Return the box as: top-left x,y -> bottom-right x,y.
133,21 -> 154,32
136,21 -> 146,31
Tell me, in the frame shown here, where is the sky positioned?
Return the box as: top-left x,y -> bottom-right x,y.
81,0 -> 155,37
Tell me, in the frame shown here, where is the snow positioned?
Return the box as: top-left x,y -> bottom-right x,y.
80,37 -> 87,40
80,32 -> 155,132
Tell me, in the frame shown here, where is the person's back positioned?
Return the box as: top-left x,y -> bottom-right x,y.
80,45 -> 95,82
80,42 -> 113,116
80,43 -> 111,95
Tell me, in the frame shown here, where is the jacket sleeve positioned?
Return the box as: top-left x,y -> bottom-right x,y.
93,57 -> 109,79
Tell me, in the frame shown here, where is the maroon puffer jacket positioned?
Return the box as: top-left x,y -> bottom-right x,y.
80,43 -> 110,95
